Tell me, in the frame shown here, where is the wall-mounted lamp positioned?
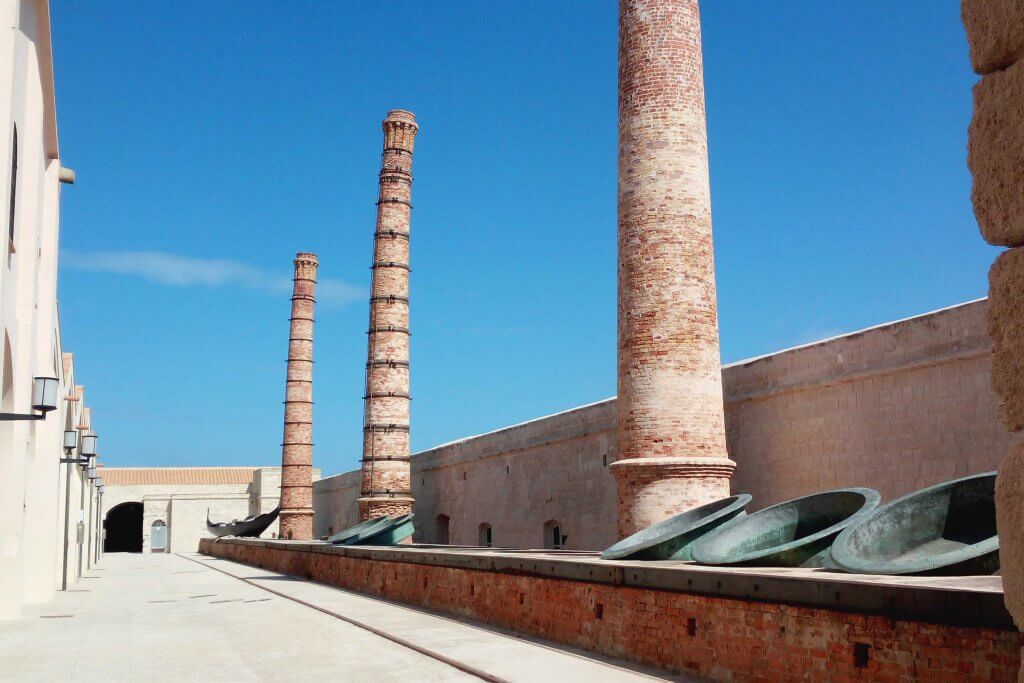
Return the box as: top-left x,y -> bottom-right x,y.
0,377 -> 59,421
60,429 -> 95,591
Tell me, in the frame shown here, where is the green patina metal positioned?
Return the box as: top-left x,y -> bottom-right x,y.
601,494 -> 752,561
328,515 -> 390,545
341,516 -> 396,545
349,513 -> 416,546
691,488 -> 881,568
830,472 -> 999,576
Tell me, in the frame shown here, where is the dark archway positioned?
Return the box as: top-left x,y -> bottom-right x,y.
104,502 -> 143,553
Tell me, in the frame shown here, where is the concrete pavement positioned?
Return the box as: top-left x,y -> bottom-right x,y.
0,553 -> 687,682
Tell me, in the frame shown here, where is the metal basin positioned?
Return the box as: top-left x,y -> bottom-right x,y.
830,472 -> 998,576
349,513 -> 416,546
601,494 -> 752,561
691,488 -> 881,567
328,516 -> 389,544
341,516 -> 396,545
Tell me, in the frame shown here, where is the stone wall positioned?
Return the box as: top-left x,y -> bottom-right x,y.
314,299 -> 1010,550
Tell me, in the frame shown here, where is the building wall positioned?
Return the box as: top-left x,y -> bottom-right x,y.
0,0 -> 77,619
101,467 -> 319,553
312,470 -> 361,538
314,299 -> 1010,551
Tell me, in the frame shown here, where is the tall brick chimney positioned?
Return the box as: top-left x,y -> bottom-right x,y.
358,110 -> 418,521
278,252 -> 318,540
612,0 -> 735,537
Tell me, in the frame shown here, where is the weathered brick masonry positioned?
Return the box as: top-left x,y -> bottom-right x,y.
359,110 -> 418,521
615,0 -> 735,537
278,252 -> 317,540
201,539 -> 1022,682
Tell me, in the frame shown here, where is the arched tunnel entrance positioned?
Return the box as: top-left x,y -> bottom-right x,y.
104,502 -> 143,553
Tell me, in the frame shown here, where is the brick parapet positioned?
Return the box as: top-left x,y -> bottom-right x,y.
201,539 -> 1021,681
279,252 -> 318,540
361,110 -> 418,520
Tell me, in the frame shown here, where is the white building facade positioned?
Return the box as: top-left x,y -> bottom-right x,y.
0,0 -> 101,619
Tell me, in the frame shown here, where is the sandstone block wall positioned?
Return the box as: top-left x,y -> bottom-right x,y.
314,300 -> 1008,550
963,4 -> 1024,676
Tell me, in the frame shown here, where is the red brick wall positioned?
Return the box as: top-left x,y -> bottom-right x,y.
202,540 -> 1021,682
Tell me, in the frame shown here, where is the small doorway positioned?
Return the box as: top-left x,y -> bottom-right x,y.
544,519 -> 566,550
104,502 -> 143,553
150,520 -> 168,553
435,514 -> 450,545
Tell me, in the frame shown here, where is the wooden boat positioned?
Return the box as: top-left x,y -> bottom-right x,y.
347,513 -> 416,546
830,472 -> 998,576
206,506 -> 280,539
328,516 -> 389,544
601,494 -> 752,561
691,488 -> 880,568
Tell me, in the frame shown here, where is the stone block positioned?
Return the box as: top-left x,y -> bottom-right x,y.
988,248 -> 1024,431
969,60 -> 1024,247
963,0 -> 1024,75
996,443 -> 1024,643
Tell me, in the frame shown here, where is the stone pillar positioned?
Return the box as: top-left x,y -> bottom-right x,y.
963,2 -> 1024,678
278,252 -> 318,540
358,110 -> 418,521
611,0 -> 735,537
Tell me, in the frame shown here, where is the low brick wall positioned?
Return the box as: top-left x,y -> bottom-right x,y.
200,538 -> 1021,681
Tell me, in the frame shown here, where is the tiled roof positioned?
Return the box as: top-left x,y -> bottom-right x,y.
98,467 -> 260,486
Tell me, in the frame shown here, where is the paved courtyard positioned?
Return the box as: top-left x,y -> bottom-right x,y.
0,553 -> 685,682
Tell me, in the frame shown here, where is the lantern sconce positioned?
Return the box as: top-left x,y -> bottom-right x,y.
0,377 -> 59,421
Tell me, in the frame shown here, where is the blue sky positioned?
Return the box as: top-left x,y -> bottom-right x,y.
51,2 -> 996,473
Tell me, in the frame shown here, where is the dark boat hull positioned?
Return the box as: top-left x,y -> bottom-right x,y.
207,506 -> 280,539
830,472 -> 999,576
691,488 -> 880,568
601,494 -> 752,561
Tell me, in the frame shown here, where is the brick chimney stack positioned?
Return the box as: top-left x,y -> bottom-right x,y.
278,252 -> 318,540
358,110 -> 418,521
612,0 -> 735,537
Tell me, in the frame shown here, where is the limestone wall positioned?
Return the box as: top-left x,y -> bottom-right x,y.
312,470 -> 361,538
314,299 -> 1009,550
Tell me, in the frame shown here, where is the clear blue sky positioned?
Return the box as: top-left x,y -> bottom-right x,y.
51,2 -> 996,473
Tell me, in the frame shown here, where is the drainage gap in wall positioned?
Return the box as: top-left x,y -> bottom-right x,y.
148,599 -> 176,603
40,614 -> 74,618
853,643 -> 870,668
188,594 -> 217,599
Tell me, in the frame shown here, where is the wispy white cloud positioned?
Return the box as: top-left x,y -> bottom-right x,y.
62,250 -> 364,307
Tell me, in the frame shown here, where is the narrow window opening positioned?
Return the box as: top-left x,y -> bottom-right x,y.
853,643 -> 870,668
686,617 -> 697,637
7,124 -> 17,260
594,603 -> 604,620
478,523 -> 492,547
